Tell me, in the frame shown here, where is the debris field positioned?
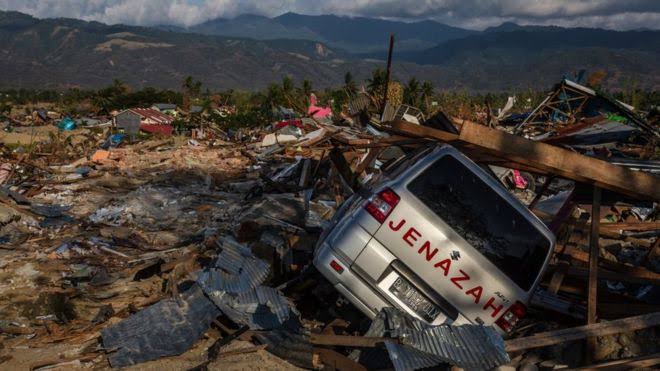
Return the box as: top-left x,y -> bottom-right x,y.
0,79 -> 659,370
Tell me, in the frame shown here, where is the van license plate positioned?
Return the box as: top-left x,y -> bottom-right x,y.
389,276 -> 441,322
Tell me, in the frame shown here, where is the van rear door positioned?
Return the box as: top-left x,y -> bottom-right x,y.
371,149 -> 554,326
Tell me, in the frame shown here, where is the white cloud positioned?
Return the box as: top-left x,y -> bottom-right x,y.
0,0 -> 658,30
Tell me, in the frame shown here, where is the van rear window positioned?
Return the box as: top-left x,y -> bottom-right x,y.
407,155 -> 551,291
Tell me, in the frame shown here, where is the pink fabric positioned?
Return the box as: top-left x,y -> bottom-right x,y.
307,94 -> 332,119
512,170 -> 528,189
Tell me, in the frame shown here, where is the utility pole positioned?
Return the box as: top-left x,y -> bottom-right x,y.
381,33 -> 395,115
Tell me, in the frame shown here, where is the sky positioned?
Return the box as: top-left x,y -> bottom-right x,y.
0,0 -> 659,30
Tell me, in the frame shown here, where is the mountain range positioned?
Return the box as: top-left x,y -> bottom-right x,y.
0,10 -> 658,92
186,13 -> 475,53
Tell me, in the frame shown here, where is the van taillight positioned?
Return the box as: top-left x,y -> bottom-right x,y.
365,188 -> 400,223
330,260 -> 344,274
495,301 -> 527,333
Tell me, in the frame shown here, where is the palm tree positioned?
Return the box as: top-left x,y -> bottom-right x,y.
421,81 -> 434,112
111,79 -> 130,96
302,79 -> 312,97
366,68 -> 387,98
182,76 -> 202,110
344,72 -> 357,98
265,83 -> 283,109
281,75 -> 294,96
403,78 -> 420,107
301,79 -> 313,105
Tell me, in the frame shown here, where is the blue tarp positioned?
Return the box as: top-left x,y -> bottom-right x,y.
57,117 -> 76,131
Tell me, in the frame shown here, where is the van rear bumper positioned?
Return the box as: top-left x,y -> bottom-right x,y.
314,242 -> 391,319
315,239 -> 475,327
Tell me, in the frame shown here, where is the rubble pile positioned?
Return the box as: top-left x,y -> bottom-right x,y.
0,79 -> 658,370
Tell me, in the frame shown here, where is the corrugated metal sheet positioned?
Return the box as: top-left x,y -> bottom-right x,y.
231,286 -> 292,329
101,285 -> 220,367
363,307 -> 430,338
129,108 -> 174,124
385,342 -> 444,371
354,308 -> 509,371
401,325 -> 509,371
196,236 -> 293,331
196,240 -> 269,296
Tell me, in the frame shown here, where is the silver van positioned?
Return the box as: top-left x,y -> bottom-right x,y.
313,145 -> 555,333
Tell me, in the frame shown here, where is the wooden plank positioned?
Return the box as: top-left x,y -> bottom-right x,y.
217,344 -> 267,359
563,224 -> 656,247
457,121 -> 660,200
314,348 -> 368,371
570,222 -> 660,233
353,148 -> 383,175
547,262 -> 569,295
645,238 -> 660,265
380,119 -> 460,142
558,265 -> 660,286
329,147 -> 357,191
559,245 -> 660,282
587,186 -> 601,362
504,312 -> 660,352
571,353 -> 660,370
310,333 -> 396,347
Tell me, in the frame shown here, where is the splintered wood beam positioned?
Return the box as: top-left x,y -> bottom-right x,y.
547,265 -> 660,286
558,245 -> 660,283
380,119 -> 460,142
314,348 -> 368,371
456,121 -> 660,200
504,312 -> 660,352
587,186 -> 602,362
353,147 -> 383,175
572,353 -> 660,370
380,119 -> 660,200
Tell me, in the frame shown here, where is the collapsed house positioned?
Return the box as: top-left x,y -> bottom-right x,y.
114,108 -> 174,136
516,79 -> 658,144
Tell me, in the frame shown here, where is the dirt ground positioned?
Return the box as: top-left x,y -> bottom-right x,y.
1,338 -> 301,370
0,125 -> 58,146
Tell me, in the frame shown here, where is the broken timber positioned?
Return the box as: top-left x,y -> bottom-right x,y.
381,120 -> 660,200
587,186 -> 602,362
504,312 -> 660,352
572,353 -> 660,370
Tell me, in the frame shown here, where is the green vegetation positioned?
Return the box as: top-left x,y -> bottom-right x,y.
1,72 -> 658,130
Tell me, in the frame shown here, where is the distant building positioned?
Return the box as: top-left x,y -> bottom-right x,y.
114,108 -> 174,136
151,103 -> 178,116
74,117 -> 106,127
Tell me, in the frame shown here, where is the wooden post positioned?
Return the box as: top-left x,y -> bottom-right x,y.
382,33 -> 395,115
587,186 -> 601,362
